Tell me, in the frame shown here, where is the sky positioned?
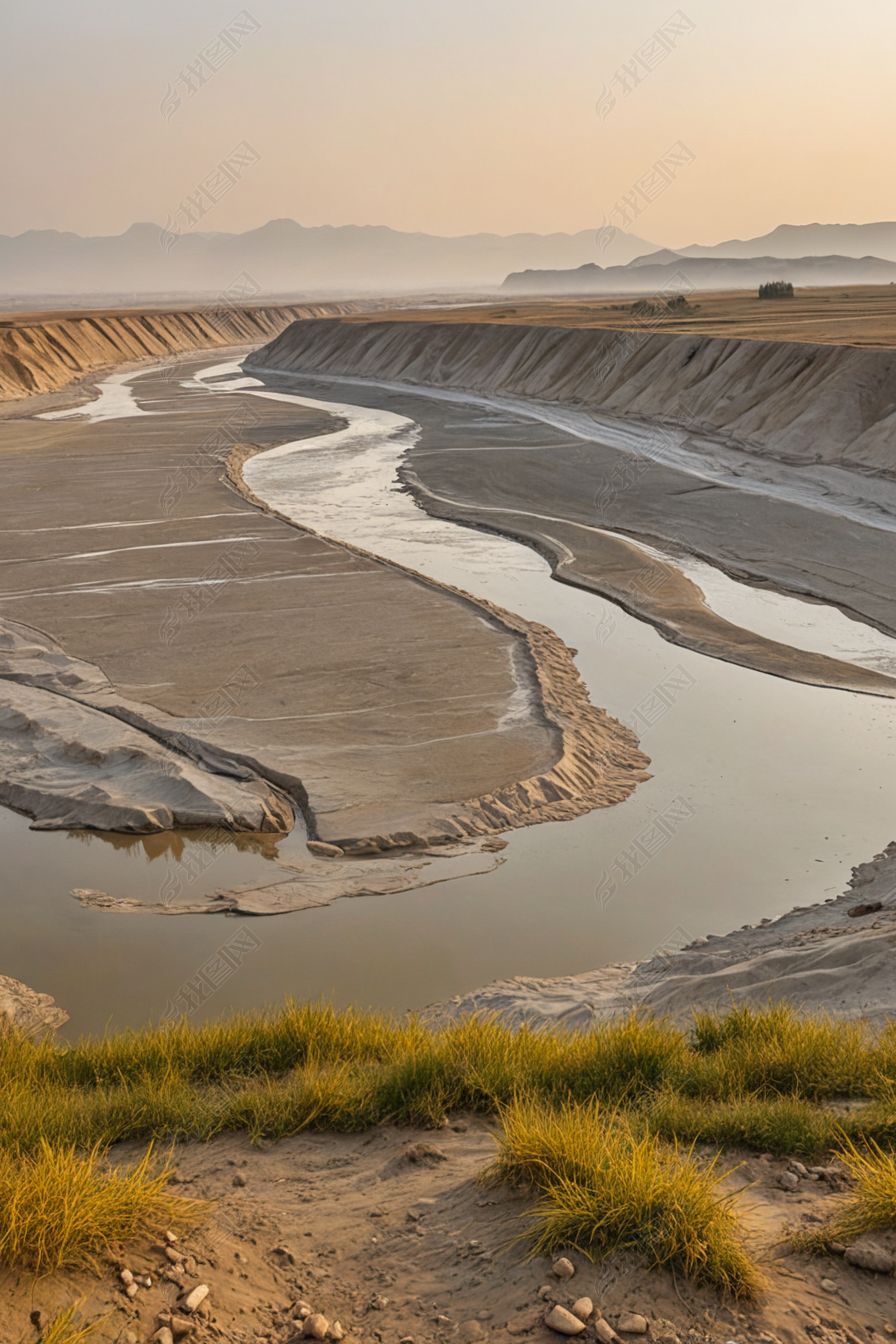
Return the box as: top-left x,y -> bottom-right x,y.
2,0 -> 895,246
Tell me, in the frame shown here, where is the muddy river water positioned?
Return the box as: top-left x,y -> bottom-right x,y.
3,357 -> 895,1035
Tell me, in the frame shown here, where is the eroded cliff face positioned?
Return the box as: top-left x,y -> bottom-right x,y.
247,318 -> 896,476
0,302 -> 363,402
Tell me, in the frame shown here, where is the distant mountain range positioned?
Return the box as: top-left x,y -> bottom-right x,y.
672,221 -> 896,262
502,252 -> 896,295
5,218 -> 896,302
0,219 -> 654,299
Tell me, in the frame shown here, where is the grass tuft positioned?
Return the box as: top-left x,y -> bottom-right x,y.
39,1304 -> 104,1343
485,1096 -> 762,1297
0,1141 -> 207,1274
803,1136 -> 896,1247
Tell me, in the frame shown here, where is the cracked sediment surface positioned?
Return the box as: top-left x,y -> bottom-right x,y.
0,352 -> 647,847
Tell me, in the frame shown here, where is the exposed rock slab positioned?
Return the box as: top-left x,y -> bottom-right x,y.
0,677 -> 291,832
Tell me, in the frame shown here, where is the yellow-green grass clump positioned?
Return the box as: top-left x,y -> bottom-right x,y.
0,1141 -> 207,1273
38,1303 -> 104,1344
3,1002 -> 896,1299
486,1097 -> 762,1298
799,1137 -> 896,1249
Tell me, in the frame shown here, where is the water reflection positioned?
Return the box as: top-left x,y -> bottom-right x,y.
64,829 -> 283,862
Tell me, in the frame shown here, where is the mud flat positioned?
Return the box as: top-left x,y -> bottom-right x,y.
0,352 -> 645,854
3,327 -> 896,1031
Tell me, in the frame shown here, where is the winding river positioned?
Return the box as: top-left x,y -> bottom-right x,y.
3,355 -> 896,1034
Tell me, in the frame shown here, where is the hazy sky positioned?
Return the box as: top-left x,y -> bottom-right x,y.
3,0 -> 894,245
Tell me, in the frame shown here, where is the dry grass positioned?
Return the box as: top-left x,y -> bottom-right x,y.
38,1304 -> 104,1343
0,1141 -> 207,1274
3,1001 -> 896,1297
800,1137 -> 896,1248
486,1097 -> 761,1297
0,1003 -> 893,1157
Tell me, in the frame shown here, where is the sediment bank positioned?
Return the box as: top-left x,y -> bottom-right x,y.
0,301 -> 368,404
437,842 -> 896,1027
249,317 -> 896,477
246,320 -> 896,673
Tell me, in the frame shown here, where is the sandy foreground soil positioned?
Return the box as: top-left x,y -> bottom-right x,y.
6,1109 -> 896,1344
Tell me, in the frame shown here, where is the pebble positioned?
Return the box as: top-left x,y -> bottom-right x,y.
331,1323 -> 345,1341
183,1284 -> 210,1313
153,1331 -> 175,1344
169,1316 -> 194,1338
594,1319 -> 621,1344
166,1246 -> 185,1264
544,1305 -> 587,1336
303,1314 -> 330,1340
778,1171 -> 800,1191
307,841 -> 344,859
845,1242 -> 896,1273
788,1161 -> 808,1178
120,1269 -> 134,1287
125,1282 -> 139,1300
552,1257 -> 575,1280
233,1172 -> 248,1187
570,1299 -> 594,1322
820,1278 -> 838,1293
617,1314 -> 649,1335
